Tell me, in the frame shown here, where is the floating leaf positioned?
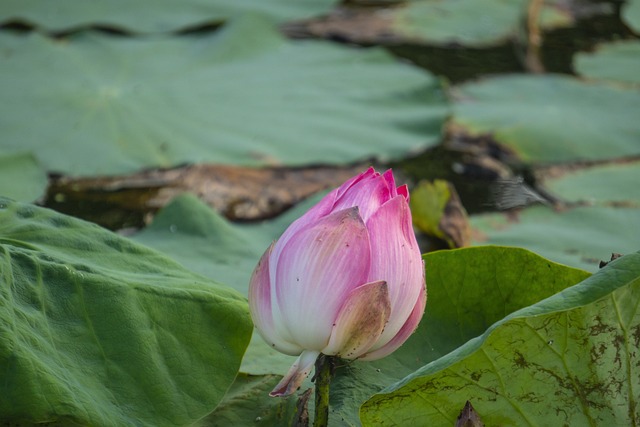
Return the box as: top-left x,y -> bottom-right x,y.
0,15 -> 446,178
0,197 -> 252,426
0,0 -> 336,33
287,0 -> 573,48
0,152 -> 47,202
392,0 -> 528,47
539,160 -> 640,205
451,75 -> 640,163
623,0 -> 640,33
574,40 -> 640,86
472,205 -> 640,272
360,251 -> 640,426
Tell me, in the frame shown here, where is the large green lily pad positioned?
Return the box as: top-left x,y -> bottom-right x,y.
574,40 -> 640,86
0,15 -> 446,177
360,250 -> 640,426
472,205 -> 640,272
392,0 -> 572,47
451,74 -> 640,164
540,160 -> 640,205
0,197 -> 252,426
0,152 -> 47,202
623,0 -> 640,33
0,0 -> 336,33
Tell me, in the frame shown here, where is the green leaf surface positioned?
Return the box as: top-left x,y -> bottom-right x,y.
451,75 -> 640,163
623,0 -> 640,33
472,205 -> 640,272
328,246 -> 590,425
392,0 -> 526,47
360,251 -> 640,426
0,16 -> 446,177
0,152 -> 47,202
0,0 -> 335,33
541,160 -> 640,205
198,373 -> 299,426
410,180 -> 451,239
0,197 -> 252,426
574,40 -> 640,86
391,0 -> 572,47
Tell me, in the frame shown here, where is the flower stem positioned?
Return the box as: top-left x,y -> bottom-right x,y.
313,354 -> 334,427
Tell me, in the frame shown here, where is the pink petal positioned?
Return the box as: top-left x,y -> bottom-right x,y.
274,207 -> 371,351
336,166 -> 377,199
249,244 -> 302,355
269,167 -> 378,267
359,279 -> 426,361
365,195 -> 424,350
332,172 -> 393,223
269,350 -> 320,397
382,169 -> 398,198
397,184 -> 409,201
322,280 -> 391,359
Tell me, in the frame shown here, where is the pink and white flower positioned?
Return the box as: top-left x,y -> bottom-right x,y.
248,167 -> 426,396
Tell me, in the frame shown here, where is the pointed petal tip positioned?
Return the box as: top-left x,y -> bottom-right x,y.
269,350 -> 319,397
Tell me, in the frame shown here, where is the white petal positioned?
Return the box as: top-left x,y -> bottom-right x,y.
274,207 -> 371,351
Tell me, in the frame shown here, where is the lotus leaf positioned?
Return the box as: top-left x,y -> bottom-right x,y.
0,197 -> 252,426
361,251 -> 640,426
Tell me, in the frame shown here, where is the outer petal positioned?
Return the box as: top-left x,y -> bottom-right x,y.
365,195 -> 424,352
322,280 -> 391,359
332,172 -> 393,223
267,168 -> 375,290
359,278 -> 426,361
275,207 -> 371,351
248,243 -> 302,355
269,350 -> 320,397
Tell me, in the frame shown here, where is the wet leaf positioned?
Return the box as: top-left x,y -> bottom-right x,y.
0,0 -> 336,33
574,40 -> 640,86
360,251 -> 640,426
0,15 -> 446,177
0,198 -> 252,425
472,205 -> 640,272
0,152 -> 47,203
451,75 -> 640,164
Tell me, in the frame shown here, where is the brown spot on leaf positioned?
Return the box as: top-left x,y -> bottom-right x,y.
455,401 -> 484,427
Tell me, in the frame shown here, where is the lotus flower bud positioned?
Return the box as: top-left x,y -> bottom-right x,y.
249,167 -> 426,397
